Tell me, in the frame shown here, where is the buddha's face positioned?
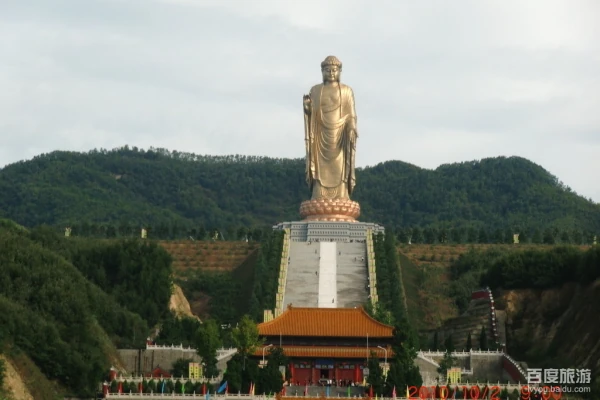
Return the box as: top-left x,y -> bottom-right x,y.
322,65 -> 340,83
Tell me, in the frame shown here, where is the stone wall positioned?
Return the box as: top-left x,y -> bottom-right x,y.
273,221 -> 384,243
117,348 -> 201,375
468,353 -> 503,382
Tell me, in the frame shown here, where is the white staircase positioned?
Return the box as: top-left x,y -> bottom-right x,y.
317,242 -> 337,307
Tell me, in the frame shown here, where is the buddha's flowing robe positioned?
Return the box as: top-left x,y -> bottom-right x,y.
304,83 -> 357,200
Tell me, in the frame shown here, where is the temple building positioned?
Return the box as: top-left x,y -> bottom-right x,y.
254,306 -> 394,385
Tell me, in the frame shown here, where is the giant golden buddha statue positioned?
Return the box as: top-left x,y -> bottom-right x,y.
299,56 -> 361,222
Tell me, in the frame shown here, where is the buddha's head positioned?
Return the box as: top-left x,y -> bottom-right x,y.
321,55 -> 342,83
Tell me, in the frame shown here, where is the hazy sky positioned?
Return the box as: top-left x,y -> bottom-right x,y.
1,0 -> 599,202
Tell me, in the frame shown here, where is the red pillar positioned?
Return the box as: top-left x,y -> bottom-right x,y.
102,383 -> 109,398
289,361 -> 295,383
354,364 -> 359,383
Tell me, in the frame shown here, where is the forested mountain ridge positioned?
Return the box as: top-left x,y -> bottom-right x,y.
0,146 -> 598,233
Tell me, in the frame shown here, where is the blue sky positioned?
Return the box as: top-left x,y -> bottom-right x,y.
0,0 -> 598,202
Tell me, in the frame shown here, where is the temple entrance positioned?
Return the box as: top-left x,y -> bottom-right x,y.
316,359 -> 333,385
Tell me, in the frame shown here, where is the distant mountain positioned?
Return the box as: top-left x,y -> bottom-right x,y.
0,146 -> 598,234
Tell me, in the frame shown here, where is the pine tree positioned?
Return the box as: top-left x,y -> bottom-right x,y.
478,228 -> 488,244
466,332 -> 472,351
444,334 -> 454,352
385,325 -> 422,397
479,327 -> 488,350
366,353 -> 385,396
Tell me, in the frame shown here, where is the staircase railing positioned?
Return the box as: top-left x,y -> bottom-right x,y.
365,229 -> 379,306
273,228 -> 291,317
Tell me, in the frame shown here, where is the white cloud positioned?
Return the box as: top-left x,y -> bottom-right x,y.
0,0 -> 599,203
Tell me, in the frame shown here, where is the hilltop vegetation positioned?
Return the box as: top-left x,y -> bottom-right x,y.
449,245 -> 600,311
0,147 -> 599,234
0,219 -> 174,398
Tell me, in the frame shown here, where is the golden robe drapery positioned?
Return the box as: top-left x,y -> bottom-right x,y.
304,83 -> 357,200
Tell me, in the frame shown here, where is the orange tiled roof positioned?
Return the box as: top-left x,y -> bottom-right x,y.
253,345 -> 393,359
257,306 -> 394,338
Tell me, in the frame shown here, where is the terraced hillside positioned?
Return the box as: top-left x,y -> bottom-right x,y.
159,240 -> 258,273
157,240 -> 260,321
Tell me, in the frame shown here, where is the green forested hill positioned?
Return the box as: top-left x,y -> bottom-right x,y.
0,146 -> 598,235
0,219 -> 173,397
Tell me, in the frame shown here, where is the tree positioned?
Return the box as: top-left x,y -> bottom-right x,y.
572,229 -> 583,245
450,227 -> 465,244
492,228 -> 504,244
385,326 -> 422,397
396,229 -> 408,244
223,353 -> 259,394
197,225 -> 207,240
257,348 -> 287,395
559,230 -> 570,244
503,228 -> 514,244
365,302 -> 395,326
479,327 -> 488,350
195,319 -> 222,378
478,228 -> 488,244
411,227 -> 424,244
265,347 -> 289,377
531,228 -> 542,244
437,334 -> 456,380
223,355 -> 243,393
438,227 -> 448,244
542,228 -> 556,244
518,230 -> 528,244
171,358 -> 194,378
444,334 -> 454,352
231,315 -> 263,370
366,352 -> 385,396
467,227 -> 478,243
424,227 -> 437,244
465,332 -> 472,351
432,331 -> 439,351
437,351 -> 455,380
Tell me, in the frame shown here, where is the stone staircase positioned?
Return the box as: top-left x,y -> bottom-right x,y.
283,241 -> 369,309
283,242 -> 320,308
336,242 -> 368,308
